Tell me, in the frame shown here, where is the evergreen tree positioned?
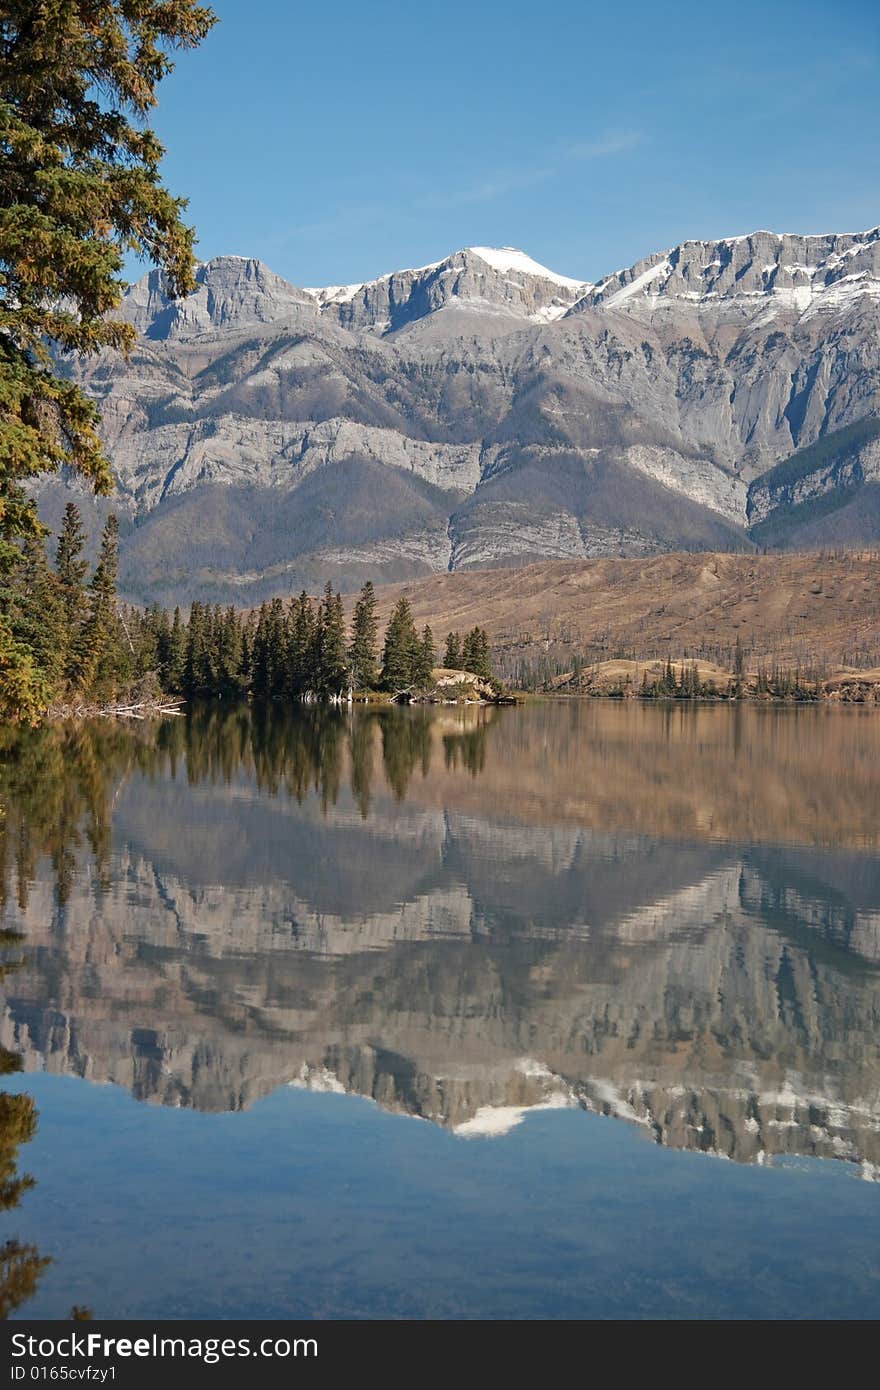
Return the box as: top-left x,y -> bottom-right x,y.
414,625 -> 435,687
0,614 -> 50,724
54,504 -> 88,629
8,535 -> 63,691
444,632 -> 462,669
349,581 -> 379,689
184,601 -> 210,696
165,607 -> 187,693
316,583 -> 348,696
206,604 -> 225,691
0,2 -> 216,721
54,503 -> 89,685
251,599 -> 286,701
217,607 -> 244,696
240,612 -> 256,692
380,597 -> 419,690
132,605 -> 160,689
461,627 -> 492,680
287,592 -> 316,698
80,516 -> 121,693
151,605 -> 171,687
267,598 -> 288,701
250,603 -> 271,702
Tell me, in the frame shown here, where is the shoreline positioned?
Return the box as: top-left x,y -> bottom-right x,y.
31,687 -> 880,725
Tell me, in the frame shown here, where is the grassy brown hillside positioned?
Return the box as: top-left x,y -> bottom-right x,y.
373,551 -> 880,680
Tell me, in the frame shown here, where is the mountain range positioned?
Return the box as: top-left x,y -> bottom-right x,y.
46,226 -> 880,604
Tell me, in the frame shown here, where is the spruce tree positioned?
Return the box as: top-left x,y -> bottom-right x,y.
0,2 -> 216,720
349,581 -> 379,689
240,612 -> 256,692
151,605 -> 171,686
461,627 -> 492,680
444,631 -> 462,669
380,597 -> 419,690
287,592 -> 315,698
267,598 -> 288,700
54,504 -> 88,627
165,607 -> 186,694
185,601 -> 209,697
317,583 -> 348,696
250,604 -> 271,702
11,534 -> 63,683
81,516 -> 121,694
54,502 -> 89,684
414,625 -> 435,687
217,607 -> 244,696
251,599 -> 286,701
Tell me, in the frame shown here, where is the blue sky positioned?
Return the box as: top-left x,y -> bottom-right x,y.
143,0 -> 880,287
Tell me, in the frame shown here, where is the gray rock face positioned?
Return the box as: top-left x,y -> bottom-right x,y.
305,246 -> 590,334
576,225 -> 880,318
747,419 -> 880,533
51,227 -> 880,603
120,255 -> 317,340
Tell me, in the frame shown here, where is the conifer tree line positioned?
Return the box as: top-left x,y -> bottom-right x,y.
0,505 -> 496,716
443,628 -> 493,680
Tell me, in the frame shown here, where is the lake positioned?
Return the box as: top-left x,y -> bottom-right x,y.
1,700 -> 880,1319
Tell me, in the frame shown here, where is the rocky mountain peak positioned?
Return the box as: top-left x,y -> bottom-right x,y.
572,225 -> 880,319
304,244 -> 592,334
120,255 -> 316,341
122,244 -> 592,341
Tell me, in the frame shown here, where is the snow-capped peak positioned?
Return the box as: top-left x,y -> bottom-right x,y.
305,245 -> 589,298
464,245 -> 588,290
571,225 -> 880,323
297,245 -> 593,334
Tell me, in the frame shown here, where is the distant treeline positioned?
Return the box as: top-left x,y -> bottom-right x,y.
637,655 -> 816,701
1,503 -> 496,718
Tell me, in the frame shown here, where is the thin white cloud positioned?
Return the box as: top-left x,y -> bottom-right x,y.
564,130 -> 643,160
416,128 -> 642,211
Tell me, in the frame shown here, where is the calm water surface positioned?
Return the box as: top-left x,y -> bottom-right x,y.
1,700 -> 880,1319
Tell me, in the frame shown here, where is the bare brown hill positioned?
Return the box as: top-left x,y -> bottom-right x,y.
372,551 -> 880,678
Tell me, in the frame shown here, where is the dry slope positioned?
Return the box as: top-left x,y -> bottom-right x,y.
372,551 -> 880,676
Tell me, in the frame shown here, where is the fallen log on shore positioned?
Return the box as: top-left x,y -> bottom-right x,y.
48,698 -> 186,721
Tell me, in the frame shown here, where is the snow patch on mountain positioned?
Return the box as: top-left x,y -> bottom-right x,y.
574,225 -> 880,323
302,282 -> 364,306
467,245 -> 588,289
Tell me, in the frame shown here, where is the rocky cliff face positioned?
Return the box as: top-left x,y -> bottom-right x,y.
120,255 -> 317,339
577,226 -> 880,318
47,227 -> 880,604
305,246 -> 590,334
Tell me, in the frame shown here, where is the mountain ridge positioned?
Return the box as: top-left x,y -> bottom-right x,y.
123,224 -> 880,337
45,222 -> 880,604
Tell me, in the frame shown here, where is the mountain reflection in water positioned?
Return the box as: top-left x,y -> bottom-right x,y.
2,701 -> 880,1177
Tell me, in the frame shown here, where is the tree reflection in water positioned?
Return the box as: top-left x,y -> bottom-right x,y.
0,920 -> 48,1318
